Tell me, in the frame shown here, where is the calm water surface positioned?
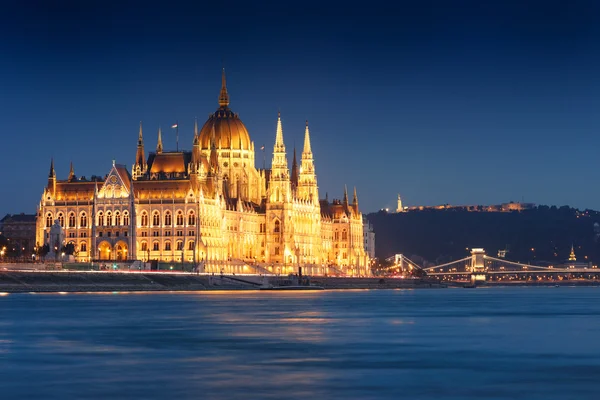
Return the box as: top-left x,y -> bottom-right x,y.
1,287 -> 600,399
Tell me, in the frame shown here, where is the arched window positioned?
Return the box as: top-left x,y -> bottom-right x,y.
106,211 -> 112,226
153,212 -> 160,227
123,211 -> 130,226
164,241 -> 171,251
46,213 -> 53,228
188,211 -> 195,226
141,241 -> 147,252
98,211 -> 104,226
141,212 -> 148,227
274,220 -> 280,233
342,230 -> 347,241
153,241 -> 159,251
80,242 -> 87,252
165,211 -> 172,226
176,211 -> 184,226
176,240 -> 183,251
58,213 -> 65,227
115,211 -> 121,226
68,213 -> 75,228
80,213 -> 87,228
188,241 -> 195,251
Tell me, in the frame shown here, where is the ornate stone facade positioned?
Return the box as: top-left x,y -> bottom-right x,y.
36,71 -> 369,276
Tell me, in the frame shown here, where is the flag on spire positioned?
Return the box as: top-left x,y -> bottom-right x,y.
171,123 -> 178,129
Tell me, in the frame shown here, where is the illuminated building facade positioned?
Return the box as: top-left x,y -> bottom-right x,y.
35,71 -> 369,276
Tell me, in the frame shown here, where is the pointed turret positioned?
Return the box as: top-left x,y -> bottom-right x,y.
218,68 -> 229,108
156,127 -> 163,154
268,111 -> 291,204
274,111 -> 285,151
68,161 -> 75,182
138,120 -> 143,143
291,147 -> 298,190
49,158 -> 55,178
297,120 -> 319,203
209,125 -> 219,173
271,111 -> 289,178
191,120 -> 202,175
343,184 -> 349,206
133,121 -> 147,179
353,187 -> 358,206
303,120 -> 312,155
48,157 -> 56,194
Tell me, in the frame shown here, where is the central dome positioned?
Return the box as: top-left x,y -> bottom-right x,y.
199,107 -> 251,150
198,70 -> 252,151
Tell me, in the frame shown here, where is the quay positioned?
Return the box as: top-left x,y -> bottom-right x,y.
0,269 -> 444,293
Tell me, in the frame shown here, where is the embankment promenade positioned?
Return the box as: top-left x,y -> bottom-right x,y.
0,270 -> 444,293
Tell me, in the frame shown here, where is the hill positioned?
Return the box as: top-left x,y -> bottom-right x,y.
367,206 -> 600,266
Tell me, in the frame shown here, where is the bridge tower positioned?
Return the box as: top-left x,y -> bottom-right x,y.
470,248 -> 487,283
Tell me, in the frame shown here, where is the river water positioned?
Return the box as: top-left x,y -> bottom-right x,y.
1,287 -> 600,399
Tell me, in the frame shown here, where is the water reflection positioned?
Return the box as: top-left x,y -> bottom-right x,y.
1,288 -> 600,399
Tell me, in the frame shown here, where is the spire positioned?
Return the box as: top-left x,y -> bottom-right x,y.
194,117 -> 198,138
271,111 -> 289,175
275,111 -> 284,149
138,121 -> 143,144
49,158 -> 55,178
156,127 -> 163,154
343,184 -> 349,206
353,186 -> 358,206
133,121 -> 147,179
218,68 -> 229,107
291,147 -> 298,190
303,120 -> 312,155
68,161 -> 75,181
269,111 -> 290,203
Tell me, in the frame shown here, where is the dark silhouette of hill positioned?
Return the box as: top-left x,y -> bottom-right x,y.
367,206 -> 600,266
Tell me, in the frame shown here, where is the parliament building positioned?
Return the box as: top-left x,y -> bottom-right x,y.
36,71 -> 369,276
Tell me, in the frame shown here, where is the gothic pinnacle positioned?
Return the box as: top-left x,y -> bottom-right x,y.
157,127 -> 163,153
49,157 -> 55,177
303,120 -> 312,155
218,68 -> 229,107
343,184 -> 349,205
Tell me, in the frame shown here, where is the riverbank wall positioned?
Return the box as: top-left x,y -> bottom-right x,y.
0,271 -> 444,293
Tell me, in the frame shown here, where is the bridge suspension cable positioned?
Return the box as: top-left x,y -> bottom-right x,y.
423,257 -> 472,271
484,256 -> 563,271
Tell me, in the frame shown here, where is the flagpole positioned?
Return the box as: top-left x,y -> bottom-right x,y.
176,120 -> 179,152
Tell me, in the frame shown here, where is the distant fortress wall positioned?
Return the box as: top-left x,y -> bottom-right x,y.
404,202 -> 536,213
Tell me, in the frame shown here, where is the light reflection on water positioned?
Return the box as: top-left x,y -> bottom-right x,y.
1,288 -> 600,399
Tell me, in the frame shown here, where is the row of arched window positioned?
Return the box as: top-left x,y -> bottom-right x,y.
139,210 -> 196,227
97,211 -> 130,227
140,240 -> 195,252
46,212 -> 88,229
45,210 -> 198,229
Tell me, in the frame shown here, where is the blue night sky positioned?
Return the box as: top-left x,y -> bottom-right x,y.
1,1 -> 599,214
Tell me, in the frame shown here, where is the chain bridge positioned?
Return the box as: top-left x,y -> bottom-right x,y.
386,249 -> 600,283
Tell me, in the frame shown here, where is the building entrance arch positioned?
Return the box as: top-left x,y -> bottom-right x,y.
115,241 -> 128,261
98,241 -> 112,260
